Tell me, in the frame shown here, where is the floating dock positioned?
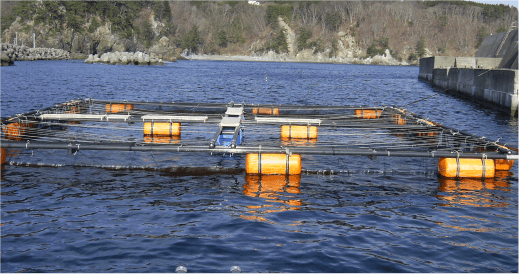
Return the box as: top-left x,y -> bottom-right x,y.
1,98 -> 517,178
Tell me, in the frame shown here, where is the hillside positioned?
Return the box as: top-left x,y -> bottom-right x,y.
1,1 -> 517,64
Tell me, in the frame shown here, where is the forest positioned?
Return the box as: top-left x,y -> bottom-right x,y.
1,1 -> 517,62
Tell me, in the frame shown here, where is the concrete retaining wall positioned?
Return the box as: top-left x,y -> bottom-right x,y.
418,57 -> 519,115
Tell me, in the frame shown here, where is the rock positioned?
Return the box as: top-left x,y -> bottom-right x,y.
83,49 -> 166,65
120,56 -> 129,65
1,51 -> 10,62
109,54 -> 119,64
85,54 -> 94,63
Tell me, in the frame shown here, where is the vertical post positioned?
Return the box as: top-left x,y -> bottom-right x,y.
33,33 -> 35,48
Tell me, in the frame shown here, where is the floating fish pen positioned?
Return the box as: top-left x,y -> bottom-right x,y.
1,98 -> 517,178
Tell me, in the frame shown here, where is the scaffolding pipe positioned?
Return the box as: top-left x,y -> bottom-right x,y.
1,141 -> 517,160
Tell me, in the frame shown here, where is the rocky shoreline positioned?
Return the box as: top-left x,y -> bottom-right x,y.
84,51 -> 164,65
182,49 -> 411,66
1,44 -> 70,66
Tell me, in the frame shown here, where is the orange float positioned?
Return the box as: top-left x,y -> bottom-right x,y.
143,122 -> 181,136
1,148 -> 6,165
252,107 -> 279,115
473,147 -> 515,171
354,109 -> 382,119
438,158 -> 495,178
392,114 -> 406,125
280,125 -> 317,139
106,103 -> 134,113
245,153 -> 301,175
2,122 -> 36,140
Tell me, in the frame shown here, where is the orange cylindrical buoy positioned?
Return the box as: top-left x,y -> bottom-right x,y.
143,122 -> 181,136
473,147 -> 515,171
415,130 -> 437,137
355,109 -> 382,119
2,122 -> 35,140
1,148 -> 6,166
438,158 -> 495,178
280,125 -> 317,139
252,108 -> 279,115
106,104 -> 134,113
415,120 -> 437,137
245,153 -> 301,175
392,114 -> 406,125
67,105 -> 82,114
495,159 -> 515,171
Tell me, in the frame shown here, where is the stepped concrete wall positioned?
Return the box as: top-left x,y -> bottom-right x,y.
419,56 -> 518,116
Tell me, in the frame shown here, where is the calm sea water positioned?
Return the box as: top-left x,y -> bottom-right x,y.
1,60 -> 517,272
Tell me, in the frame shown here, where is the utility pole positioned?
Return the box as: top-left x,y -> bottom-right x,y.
33,33 -> 35,48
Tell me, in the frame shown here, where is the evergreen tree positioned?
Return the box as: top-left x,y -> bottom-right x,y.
416,36 -> 426,57
182,25 -> 204,53
297,27 -> 312,51
162,2 -> 172,22
217,30 -> 228,48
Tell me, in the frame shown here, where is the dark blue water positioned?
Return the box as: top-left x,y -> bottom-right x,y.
1,60 -> 517,272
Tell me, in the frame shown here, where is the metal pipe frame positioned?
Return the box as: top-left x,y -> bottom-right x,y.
2,140 -> 517,160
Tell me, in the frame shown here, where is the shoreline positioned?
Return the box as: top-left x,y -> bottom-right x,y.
183,53 -> 416,66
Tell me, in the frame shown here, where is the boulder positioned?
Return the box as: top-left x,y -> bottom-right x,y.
1,51 -> 10,62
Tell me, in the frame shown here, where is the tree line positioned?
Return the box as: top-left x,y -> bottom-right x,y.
2,1 -> 517,60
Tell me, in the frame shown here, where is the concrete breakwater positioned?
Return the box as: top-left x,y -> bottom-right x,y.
84,52 -> 164,65
1,44 -> 70,65
419,56 -> 518,116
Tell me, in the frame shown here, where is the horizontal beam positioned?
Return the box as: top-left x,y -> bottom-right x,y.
2,140 -> 516,160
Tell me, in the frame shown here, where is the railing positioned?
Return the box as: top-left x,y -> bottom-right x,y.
495,21 -> 517,57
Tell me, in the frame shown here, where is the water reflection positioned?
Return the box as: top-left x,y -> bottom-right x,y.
436,171 -> 513,208
241,174 -> 302,224
144,135 -> 181,144
280,137 -> 317,147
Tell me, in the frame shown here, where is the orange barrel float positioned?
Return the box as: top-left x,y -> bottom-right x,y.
2,122 -> 36,140
438,158 -> 495,178
245,153 -> 301,175
280,125 -> 318,139
143,122 -> 181,136
473,147 -> 515,171
354,109 -> 382,119
106,103 -> 134,113
1,148 -> 6,165
495,159 -> 515,171
66,105 -> 82,114
252,107 -> 279,115
144,135 -> 180,144
415,120 -> 437,137
392,114 -> 407,125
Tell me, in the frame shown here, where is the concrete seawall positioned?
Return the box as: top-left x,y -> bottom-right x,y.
419,57 -> 518,116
